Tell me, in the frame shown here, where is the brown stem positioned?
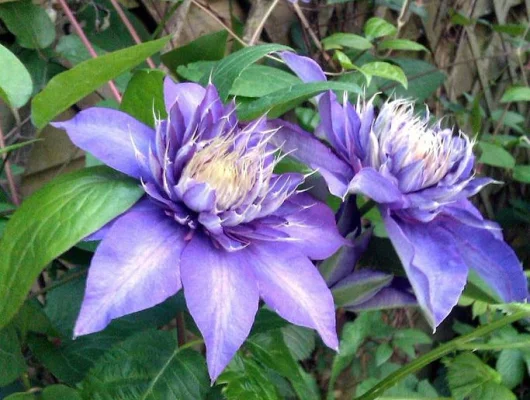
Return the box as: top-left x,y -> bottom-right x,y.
57,0 -> 122,102
176,312 -> 187,347
109,0 -> 156,68
0,122 -> 20,205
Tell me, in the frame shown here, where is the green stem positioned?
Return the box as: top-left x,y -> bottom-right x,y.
358,200 -> 376,217
353,310 -> 530,400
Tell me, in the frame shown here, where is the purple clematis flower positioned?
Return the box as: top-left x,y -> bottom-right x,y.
53,77 -> 345,381
272,52 -> 528,328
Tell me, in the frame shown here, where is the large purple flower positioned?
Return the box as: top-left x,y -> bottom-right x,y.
273,52 -> 527,328
53,77 -> 344,380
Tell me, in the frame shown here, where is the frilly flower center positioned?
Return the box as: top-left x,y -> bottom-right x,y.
371,100 -> 469,191
181,132 -> 274,211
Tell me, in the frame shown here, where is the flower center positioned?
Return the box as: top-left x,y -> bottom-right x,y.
182,132 -> 272,211
372,100 -> 465,191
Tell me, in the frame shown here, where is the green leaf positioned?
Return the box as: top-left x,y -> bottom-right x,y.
393,329 -> 432,359
496,349 -> 525,389
281,325 -> 315,361
0,166 -> 143,330
0,0 -> 55,49
360,61 -> 408,89
378,39 -> 428,52
493,23 -> 528,37
322,33 -> 373,50
218,353 -> 280,400
375,343 -> 393,366
0,326 -> 26,386
81,330 -> 209,399
446,353 -> 516,400
501,86 -> 530,103
0,140 -> 39,155
120,69 -> 166,127
513,165 -> 530,183
364,17 -> 397,40
333,50 -> 356,70
247,329 -> 318,400
203,44 -> 291,102
332,269 -> 393,307
231,65 -> 301,98
0,44 -> 33,108
4,394 -> 34,400
237,81 -> 361,121
161,30 -> 228,71
55,35 -> 132,93
12,299 -> 56,340
328,312 -> 376,398
31,36 -> 170,129
384,58 -> 445,102
41,385 -> 82,400
478,141 -> 516,169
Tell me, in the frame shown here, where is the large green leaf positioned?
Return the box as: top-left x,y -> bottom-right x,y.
247,330 -> 319,400
0,326 -> 26,386
120,69 -> 166,127
363,17 -> 397,40
0,166 -> 143,330
501,86 -> 530,103
41,385 -> 82,400
378,39 -> 428,52
322,33 -> 373,50
446,353 -> 516,400
55,35 -> 132,93
0,0 -> 55,49
31,36 -> 170,129
0,44 -> 33,108
237,81 -> 361,121
496,349 -> 525,389
513,165 -> 530,183
80,330 -> 209,399
161,30 -> 228,71
231,65 -> 301,98
360,61 -> 408,89
202,44 -> 291,102
218,353 -> 281,400
478,141 -> 516,169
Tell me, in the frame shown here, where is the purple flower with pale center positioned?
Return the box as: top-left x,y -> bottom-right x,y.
272,52 -> 528,328
53,77 -> 344,381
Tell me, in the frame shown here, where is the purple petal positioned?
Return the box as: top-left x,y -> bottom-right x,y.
164,77 -> 206,125
181,234 -> 259,381
249,241 -> 338,349
52,108 -> 154,179
383,209 -> 468,328
74,207 -> 186,336
279,51 -> 327,83
348,168 -> 407,208
274,192 -> 346,260
346,287 -> 417,312
269,119 -> 352,198
444,218 -> 527,302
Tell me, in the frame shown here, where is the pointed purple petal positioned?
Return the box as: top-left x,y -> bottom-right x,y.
279,51 -> 327,82
52,108 -> 154,179
348,168 -> 407,208
383,209 -> 468,328
74,207 -> 186,336
249,241 -> 338,349
445,218 -> 527,302
164,78 -> 206,124
269,119 -> 352,198
274,193 -> 346,260
181,234 -> 259,381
